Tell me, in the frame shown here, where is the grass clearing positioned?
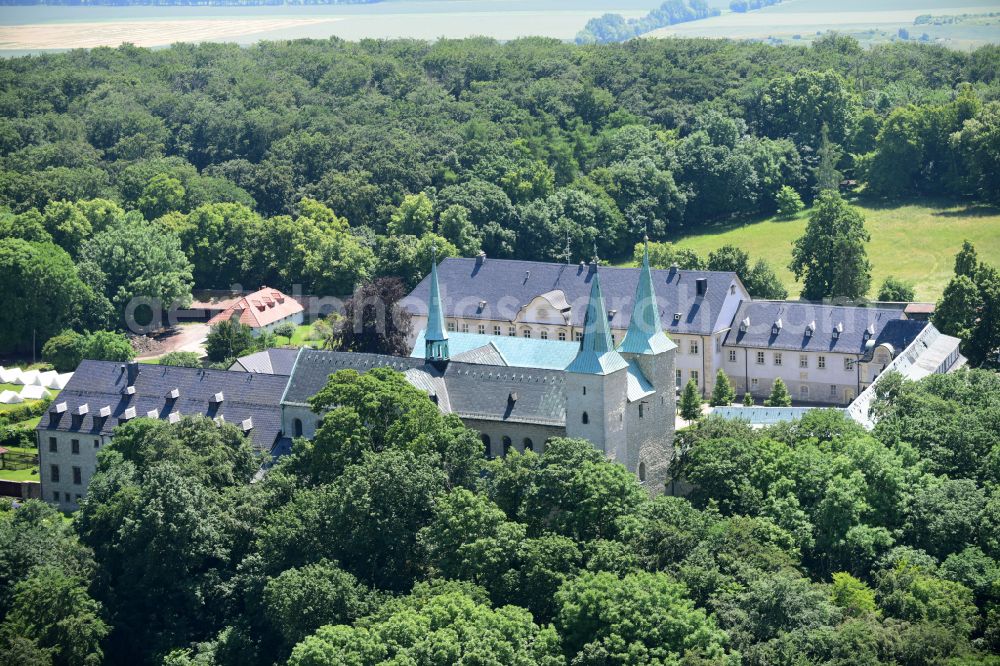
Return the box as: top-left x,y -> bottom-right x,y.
0,467 -> 39,482
276,323 -> 321,348
668,199 -> 1000,302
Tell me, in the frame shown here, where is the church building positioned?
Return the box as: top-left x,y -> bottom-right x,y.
281,243 -> 678,489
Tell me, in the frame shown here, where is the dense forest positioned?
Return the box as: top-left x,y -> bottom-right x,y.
1,35 -> 999,354
3,365 -> 1000,665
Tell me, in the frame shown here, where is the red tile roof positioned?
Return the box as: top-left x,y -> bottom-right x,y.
208,287 -> 304,329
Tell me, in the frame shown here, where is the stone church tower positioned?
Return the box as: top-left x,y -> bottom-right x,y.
564,261 -> 630,462
618,238 -> 677,489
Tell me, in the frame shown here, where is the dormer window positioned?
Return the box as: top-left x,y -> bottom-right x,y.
805,321 -> 815,337
607,309 -> 616,320
146,409 -> 159,419
241,418 -> 254,433
168,412 -> 181,424
739,317 -> 750,333
210,392 -> 224,405
673,312 -> 682,322
772,318 -> 782,335
833,322 -> 843,340
125,385 -> 136,396
166,388 -> 180,400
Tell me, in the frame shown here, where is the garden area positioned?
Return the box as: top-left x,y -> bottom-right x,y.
0,369 -> 56,483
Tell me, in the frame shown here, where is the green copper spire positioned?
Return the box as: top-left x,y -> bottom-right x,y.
566,265 -> 628,375
424,247 -> 449,362
619,237 -> 675,355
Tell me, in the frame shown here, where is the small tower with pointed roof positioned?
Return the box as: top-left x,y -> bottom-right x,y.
564,259 -> 629,462
617,236 -> 677,490
424,247 -> 449,364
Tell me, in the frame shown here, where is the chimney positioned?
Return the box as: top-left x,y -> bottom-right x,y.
695,278 -> 708,297
126,361 -> 139,386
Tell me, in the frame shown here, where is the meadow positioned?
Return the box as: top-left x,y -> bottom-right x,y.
644,0 -> 1000,50
670,199 -> 1000,301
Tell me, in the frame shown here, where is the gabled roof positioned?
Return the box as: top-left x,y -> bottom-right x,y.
36,361 -> 288,453
410,330 -> 580,371
281,348 -> 426,406
282,348 -> 567,427
451,342 -> 508,366
565,267 -> 628,376
229,348 -> 299,375
402,257 -> 742,335
208,287 -> 303,329
723,301 -> 925,353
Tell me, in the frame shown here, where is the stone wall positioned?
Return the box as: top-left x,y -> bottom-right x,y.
37,429 -> 107,511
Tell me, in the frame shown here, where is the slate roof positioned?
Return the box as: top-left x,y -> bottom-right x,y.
282,348 -> 567,427
229,348 -> 299,375
402,257 -> 741,335
280,348 -> 425,406
442,362 -> 565,426
208,287 -> 303,329
36,361 -> 289,453
410,330 -> 580,370
723,301 -> 926,354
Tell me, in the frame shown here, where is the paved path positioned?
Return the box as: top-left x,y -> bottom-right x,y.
136,323 -> 210,360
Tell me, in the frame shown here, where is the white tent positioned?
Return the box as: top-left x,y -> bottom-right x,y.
0,390 -> 23,404
19,385 -> 51,401
34,370 -> 57,387
13,370 -> 38,386
0,367 -> 21,384
46,373 -> 73,390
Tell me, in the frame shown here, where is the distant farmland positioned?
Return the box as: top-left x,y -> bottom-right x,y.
643,0 -> 1000,49
668,199 -> 1000,302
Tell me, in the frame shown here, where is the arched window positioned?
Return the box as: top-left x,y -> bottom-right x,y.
523,438 -> 533,452
582,412 -> 589,424
639,462 -> 646,482
540,330 -> 548,340
481,434 -> 492,458
502,436 -> 512,455
293,418 -> 303,438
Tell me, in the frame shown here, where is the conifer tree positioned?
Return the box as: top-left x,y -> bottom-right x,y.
743,392 -> 754,406
765,378 -> 792,406
679,379 -> 703,421
709,369 -> 736,406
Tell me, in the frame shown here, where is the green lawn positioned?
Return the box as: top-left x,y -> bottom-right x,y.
665,199 -> 1000,302
0,467 -> 39,482
275,324 -> 321,348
